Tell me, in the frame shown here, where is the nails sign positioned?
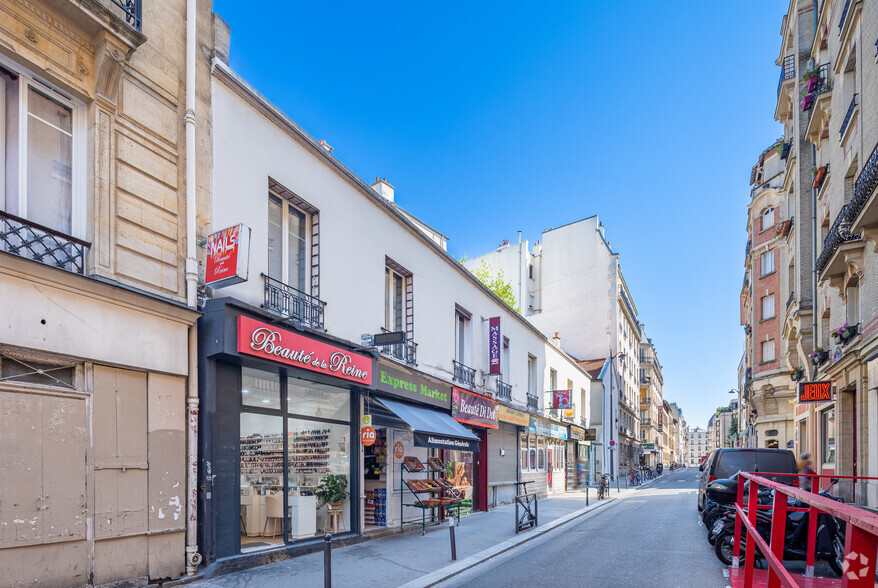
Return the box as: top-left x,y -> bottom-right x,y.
798,381 -> 832,403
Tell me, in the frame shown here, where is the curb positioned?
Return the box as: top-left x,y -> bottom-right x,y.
401,473 -> 670,588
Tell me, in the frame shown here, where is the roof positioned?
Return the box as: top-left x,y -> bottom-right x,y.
577,358 -> 607,380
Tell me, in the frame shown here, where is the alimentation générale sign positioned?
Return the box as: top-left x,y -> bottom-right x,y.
375,362 -> 451,409
798,381 -> 832,403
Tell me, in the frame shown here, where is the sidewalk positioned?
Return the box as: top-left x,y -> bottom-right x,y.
187,476 -> 658,588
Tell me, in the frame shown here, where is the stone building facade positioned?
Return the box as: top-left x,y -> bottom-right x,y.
0,0 -> 214,584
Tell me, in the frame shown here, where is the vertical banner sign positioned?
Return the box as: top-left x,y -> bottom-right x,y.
658,408 -> 663,432
553,389 -> 572,409
206,224 -> 251,287
489,317 -> 501,375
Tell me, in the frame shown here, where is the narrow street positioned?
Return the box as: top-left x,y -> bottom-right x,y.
444,468 -> 727,588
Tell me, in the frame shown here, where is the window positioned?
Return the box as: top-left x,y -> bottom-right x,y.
821,408 -> 835,465
549,369 -> 557,392
762,208 -> 775,231
0,62 -> 84,237
528,264 -> 534,279
527,354 -> 537,395
762,294 -> 775,320
454,306 -> 471,365
760,251 -> 775,276
268,192 -> 307,290
537,437 -> 545,471
846,283 -> 859,326
761,340 -> 776,362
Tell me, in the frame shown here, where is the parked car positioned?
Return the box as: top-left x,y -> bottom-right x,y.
697,448 -> 798,510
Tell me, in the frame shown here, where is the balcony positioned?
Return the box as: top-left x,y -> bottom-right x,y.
378,339 -> 418,365
497,380 -> 512,401
776,55 -> 796,98
526,393 -> 539,411
848,141 -> 878,233
0,211 -> 89,274
640,376 -> 651,385
817,204 -> 863,285
839,94 -> 858,143
453,360 -> 475,388
52,0 -> 145,49
261,273 -> 326,330
641,418 -> 653,427
804,65 -> 833,143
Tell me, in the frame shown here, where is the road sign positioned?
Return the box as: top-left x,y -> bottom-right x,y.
609,440 -> 616,447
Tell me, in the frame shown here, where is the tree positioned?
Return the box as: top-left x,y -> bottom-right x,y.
728,414 -> 739,447
464,259 -> 519,313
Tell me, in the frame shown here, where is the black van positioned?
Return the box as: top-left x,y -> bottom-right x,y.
697,448 -> 798,510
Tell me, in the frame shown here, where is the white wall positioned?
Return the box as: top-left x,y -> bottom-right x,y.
209,68 -> 591,410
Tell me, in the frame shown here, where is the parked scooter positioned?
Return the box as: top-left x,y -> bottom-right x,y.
713,478 -> 844,575
702,475 -> 772,545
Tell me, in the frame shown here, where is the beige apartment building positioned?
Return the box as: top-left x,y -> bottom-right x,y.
0,0 -> 214,584
770,0 -> 877,507
638,331 -> 663,467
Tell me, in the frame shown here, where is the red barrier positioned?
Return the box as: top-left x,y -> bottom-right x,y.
730,471 -> 878,588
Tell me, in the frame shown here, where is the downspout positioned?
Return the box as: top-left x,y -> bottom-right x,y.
184,0 -> 201,574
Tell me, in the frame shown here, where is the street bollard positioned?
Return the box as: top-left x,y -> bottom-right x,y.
625,475 -> 628,490
616,476 -> 620,493
585,484 -> 589,506
448,517 -> 457,561
324,533 -> 332,588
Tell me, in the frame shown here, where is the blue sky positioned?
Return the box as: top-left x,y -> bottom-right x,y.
214,1 -> 788,428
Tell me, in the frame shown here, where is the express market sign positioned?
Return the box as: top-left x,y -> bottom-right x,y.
798,381 -> 832,403
237,316 -> 372,385
374,363 -> 451,409
452,387 -> 499,429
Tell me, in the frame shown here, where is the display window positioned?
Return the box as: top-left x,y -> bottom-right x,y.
239,368 -> 353,552
821,408 -> 835,465
444,449 -> 474,513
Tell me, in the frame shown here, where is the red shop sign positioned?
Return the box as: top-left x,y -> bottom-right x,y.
237,316 -> 372,385
206,224 -> 251,288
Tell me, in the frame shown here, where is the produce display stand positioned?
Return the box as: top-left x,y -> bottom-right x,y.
400,457 -> 464,535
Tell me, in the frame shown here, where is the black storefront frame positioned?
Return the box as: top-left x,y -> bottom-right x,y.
198,298 -> 365,569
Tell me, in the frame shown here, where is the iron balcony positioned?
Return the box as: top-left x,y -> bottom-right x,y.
0,210 -> 89,274
453,360 -> 475,388
497,380 -> 512,401
261,273 -> 327,330
379,339 -> 418,365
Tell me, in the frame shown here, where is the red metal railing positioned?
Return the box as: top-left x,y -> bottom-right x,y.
732,471 -> 878,587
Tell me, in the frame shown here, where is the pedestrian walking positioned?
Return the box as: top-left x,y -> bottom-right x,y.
798,452 -> 816,492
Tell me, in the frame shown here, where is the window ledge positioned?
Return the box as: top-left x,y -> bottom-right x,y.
760,270 -> 777,278
759,316 -> 777,323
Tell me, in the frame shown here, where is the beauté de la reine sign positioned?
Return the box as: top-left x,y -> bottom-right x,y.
374,362 -> 451,409
237,316 -> 372,385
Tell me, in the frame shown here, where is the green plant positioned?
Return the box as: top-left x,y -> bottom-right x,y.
314,474 -> 350,505
802,68 -> 818,80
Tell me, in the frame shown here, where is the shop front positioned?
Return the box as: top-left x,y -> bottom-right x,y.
451,387 -> 499,512
363,361 -> 478,531
490,405 -> 531,506
522,415 -> 569,496
198,300 -> 371,565
568,425 -> 590,490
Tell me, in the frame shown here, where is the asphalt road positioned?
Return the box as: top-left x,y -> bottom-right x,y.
443,468 -> 729,588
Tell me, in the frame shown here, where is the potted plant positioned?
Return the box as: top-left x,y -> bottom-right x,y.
314,474 -> 350,509
810,347 -> 829,365
832,322 -> 858,344
788,367 -> 804,381
744,324 -> 752,335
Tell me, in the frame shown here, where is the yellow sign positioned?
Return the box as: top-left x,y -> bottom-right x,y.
563,408 -> 575,419
498,405 -> 530,427
362,414 -> 372,427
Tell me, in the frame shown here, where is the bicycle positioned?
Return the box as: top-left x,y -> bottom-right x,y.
597,474 -> 611,499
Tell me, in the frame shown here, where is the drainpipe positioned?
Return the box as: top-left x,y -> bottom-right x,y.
184,0 -> 201,574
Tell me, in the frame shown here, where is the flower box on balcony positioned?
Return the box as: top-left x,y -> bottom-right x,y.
831,323 -> 858,345
806,75 -> 820,93
810,349 -> 829,365
802,95 -> 814,111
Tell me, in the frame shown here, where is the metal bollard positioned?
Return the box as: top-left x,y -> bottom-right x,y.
616,476 -> 620,493
448,517 -> 457,561
625,475 -> 628,490
324,533 -> 332,588
586,484 -> 589,506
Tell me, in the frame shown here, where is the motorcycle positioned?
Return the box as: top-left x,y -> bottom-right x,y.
713,478 -> 844,575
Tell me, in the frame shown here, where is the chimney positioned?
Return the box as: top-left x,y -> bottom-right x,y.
553,332 -> 561,348
518,230 -> 522,243
371,177 -> 395,203
319,140 -> 333,155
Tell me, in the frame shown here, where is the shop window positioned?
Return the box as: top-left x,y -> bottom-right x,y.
454,305 -> 472,366
242,367 -> 281,410
0,62 -> 84,238
528,434 -> 536,470
821,408 -> 835,465
537,437 -> 545,471
287,376 -> 351,422
240,412 -> 285,550
520,434 -> 528,471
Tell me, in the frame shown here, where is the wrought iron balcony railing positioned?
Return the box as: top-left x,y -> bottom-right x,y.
526,393 -> 539,411
261,273 -> 326,330
109,0 -> 143,32
847,141 -> 878,226
0,210 -> 89,274
379,339 -> 418,365
640,376 -> 651,385
816,204 -> 861,274
453,360 -> 475,388
641,418 -> 653,427
497,380 -> 512,401
840,94 -> 857,140
777,55 -> 795,97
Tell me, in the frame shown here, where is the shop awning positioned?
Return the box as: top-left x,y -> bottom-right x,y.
377,398 -> 481,452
